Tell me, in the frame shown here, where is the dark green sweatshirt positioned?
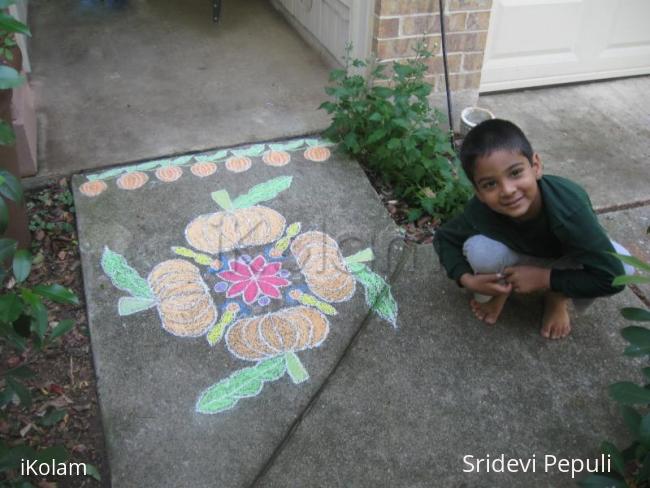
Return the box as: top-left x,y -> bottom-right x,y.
432,175 -> 625,299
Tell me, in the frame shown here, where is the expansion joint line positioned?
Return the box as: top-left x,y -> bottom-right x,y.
248,244 -> 415,487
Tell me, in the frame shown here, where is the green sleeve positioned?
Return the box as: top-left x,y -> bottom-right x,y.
433,213 -> 477,284
549,209 -> 625,299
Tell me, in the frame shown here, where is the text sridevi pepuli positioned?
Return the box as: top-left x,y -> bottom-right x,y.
462,453 -> 611,479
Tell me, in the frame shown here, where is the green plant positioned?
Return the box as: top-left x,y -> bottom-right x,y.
0,4 -> 98,485
580,251 -> 650,488
319,43 -> 472,222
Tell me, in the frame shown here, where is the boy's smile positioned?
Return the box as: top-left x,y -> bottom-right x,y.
473,149 -> 543,221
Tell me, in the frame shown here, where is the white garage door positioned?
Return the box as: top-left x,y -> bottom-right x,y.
274,0 -> 373,65
480,0 -> 650,92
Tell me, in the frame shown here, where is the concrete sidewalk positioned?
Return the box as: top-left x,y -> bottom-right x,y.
30,0 -> 331,177
73,131 -> 648,487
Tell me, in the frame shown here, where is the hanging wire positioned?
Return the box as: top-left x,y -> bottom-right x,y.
438,0 -> 455,145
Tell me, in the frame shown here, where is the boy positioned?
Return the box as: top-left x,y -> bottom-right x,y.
433,119 -> 633,339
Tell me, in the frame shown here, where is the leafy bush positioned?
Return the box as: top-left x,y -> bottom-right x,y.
319,44 -> 472,222
580,252 -> 650,488
0,4 -> 99,484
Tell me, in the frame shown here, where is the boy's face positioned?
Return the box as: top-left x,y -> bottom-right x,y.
472,149 -> 543,222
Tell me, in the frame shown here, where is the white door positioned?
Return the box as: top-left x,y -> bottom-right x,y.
480,0 -> 650,92
276,0 -> 373,65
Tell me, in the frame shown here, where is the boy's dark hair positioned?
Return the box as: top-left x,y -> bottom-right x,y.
460,119 -> 534,184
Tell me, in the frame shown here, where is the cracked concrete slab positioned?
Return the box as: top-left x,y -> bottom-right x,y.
257,243 -> 643,488
72,139 -> 404,487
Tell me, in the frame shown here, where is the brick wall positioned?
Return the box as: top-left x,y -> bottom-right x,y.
372,0 -> 492,129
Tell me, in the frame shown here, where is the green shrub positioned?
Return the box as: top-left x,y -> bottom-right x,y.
319,44 -> 472,223
580,252 -> 650,488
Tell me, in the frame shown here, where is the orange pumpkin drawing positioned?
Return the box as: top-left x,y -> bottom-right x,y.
148,259 -> 217,337
79,180 -> 108,197
226,306 -> 329,361
191,162 -> 217,177
304,146 -> 331,162
116,171 -> 149,190
262,150 -> 291,167
185,206 -> 285,254
155,166 -> 183,183
291,231 -> 356,303
225,156 -> 252,173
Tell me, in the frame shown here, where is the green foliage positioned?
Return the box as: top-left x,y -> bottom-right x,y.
319,43 -> 472,222
0,11 -> 90,480
580,255 -> 650,487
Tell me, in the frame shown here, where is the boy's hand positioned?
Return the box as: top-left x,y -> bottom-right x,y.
459,273 -> 512,296
503,266 -> 551,294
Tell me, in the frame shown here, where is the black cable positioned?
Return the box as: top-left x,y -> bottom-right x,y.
438,0 -> 454,144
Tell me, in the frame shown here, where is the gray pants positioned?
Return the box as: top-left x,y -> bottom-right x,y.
462,235 -> 634,311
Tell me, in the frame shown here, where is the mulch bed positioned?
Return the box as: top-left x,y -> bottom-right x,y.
0,168 -> 433,487
1,178 -> 109,487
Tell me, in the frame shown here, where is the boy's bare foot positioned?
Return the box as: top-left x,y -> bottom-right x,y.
541,291 -> 571,339
470,294 -> 509,325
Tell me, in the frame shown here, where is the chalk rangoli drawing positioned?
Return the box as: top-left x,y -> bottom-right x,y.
78,138 -> 334,197
225,156 -> 252,173
79,180 -> 108,197
190,162 -> 217,177
263,148 -> 291,167
116,171 -> 149,190
291,231 -> 356,303
217,255 -> 291,306
155,166 -> 183,182
304,144 -> 331,162
184,177 -> 290,254
99,172 -> 398,415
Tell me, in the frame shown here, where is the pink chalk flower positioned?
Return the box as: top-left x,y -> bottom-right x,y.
217,255 -> 290,305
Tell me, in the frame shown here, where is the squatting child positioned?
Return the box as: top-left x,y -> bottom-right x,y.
433,119 -> 633,339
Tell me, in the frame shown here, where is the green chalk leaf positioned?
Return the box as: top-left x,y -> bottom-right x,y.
211,190 -> 233,211
172,246 -> 213,266
194,150 -> 228,163
233,144 -> 265,158
350,263 -> 398,328
286,222 -> 302,237
196,356 -> 286,414
171,155 -> 193,166
345,247 -> 374,264
232,176 -> 293,209
283,139 -> 305,151
118,297 -> 156,316
100,247 -> 154,299
304,138 -> 320,147
92,167 -> 126,181
132,161 -> 162,172
285,352 -> 309,384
